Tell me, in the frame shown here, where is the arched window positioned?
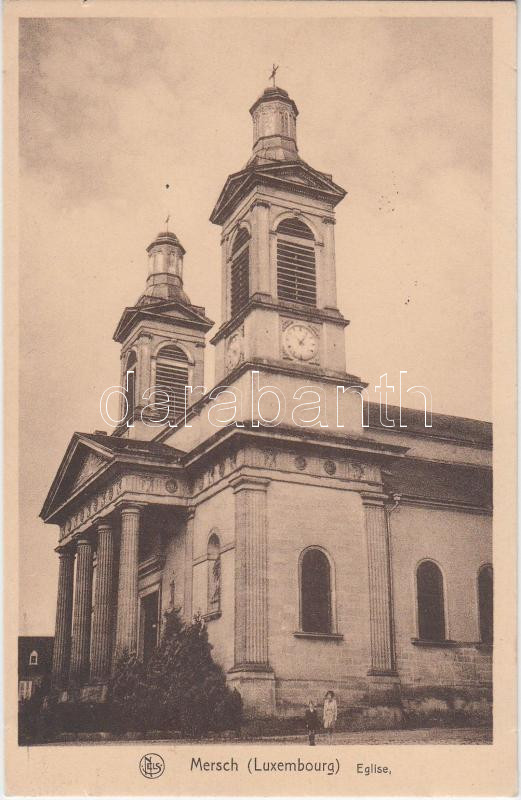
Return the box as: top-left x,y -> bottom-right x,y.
207,533 -> 221,614
29,650 -> 38,666
417,561 -> 445,641
230,227 -> 250,317
478,565 -> 493,644
124,352 -> 137,423
153,344 -> 189,421
300,548 -> 332,633
277,218 -> 316,306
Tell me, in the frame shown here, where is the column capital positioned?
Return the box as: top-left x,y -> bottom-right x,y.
360,491 -> 388,508
186,507 -> 196,521
322,216 -> 336,225
55,545 -> 75,558
96,518 -> 113,532
230,475 -> 270,494
120,503 -> 146,516
250,199 -> 270,211
75,535 -> 93,548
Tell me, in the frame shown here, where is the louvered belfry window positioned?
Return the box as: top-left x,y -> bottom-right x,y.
230,227 -> 250,317
153,344 -> 189,420
277,218 -> 317,306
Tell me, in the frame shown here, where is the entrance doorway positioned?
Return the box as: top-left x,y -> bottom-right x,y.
140,590 -> 160,663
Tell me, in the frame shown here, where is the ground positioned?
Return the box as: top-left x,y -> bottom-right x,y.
254,727 -> 492,745
46,727 -> 492,745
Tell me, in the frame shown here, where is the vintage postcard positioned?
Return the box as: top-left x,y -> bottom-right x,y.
4,0 -> 517,795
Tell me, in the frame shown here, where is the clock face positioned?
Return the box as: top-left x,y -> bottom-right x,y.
283,323 -> 319,362
226,334 -> 242,371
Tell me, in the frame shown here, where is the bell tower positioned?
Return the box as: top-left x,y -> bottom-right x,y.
112,227 -> 213,439
210,84 -> 350,385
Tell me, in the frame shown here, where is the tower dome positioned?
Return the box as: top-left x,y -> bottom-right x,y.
140,228 -> 191,305
248,85 -> 300,165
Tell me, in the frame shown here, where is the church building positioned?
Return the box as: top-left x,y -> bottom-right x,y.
40,83 -> 493,726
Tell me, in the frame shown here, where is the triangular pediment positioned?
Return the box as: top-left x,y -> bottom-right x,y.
41,432 -> 182,523
40,435 -> 114,522
113,300 -> 214,343
69,450 -> 108,493
210,160 -> 346,225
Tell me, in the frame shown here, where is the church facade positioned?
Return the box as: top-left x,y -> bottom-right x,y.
40,84 -> 493,727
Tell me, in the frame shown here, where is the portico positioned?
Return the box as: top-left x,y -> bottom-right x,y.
41,432 -> 189,697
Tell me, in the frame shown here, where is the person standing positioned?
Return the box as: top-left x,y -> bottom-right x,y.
304,700 -> 319,745
323,690 -> 338,743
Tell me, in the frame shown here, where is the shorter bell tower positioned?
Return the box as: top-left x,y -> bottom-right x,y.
112,228 -> 214,439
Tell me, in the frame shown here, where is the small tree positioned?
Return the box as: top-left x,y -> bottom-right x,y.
146,605 -> 186,731
107,609 -> 243,738
147,609 -> 243,737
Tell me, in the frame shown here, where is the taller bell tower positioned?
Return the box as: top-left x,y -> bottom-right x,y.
210,84 -> 349,385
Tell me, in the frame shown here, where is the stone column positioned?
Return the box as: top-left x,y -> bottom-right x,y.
183,510 -> 195,624
69,537 -> 94,684
321,216 -> 338,310
231,476 -> 270,669
114,505 -> 141,662
362,493 -> 396,675
51,547 -> 75,688
90,521 -> 115,682
250,200 -> 271,298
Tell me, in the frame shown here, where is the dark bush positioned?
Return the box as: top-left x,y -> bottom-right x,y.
108,652 -> 149,734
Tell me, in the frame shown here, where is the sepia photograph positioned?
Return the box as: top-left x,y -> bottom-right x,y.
5,1 -> 516,796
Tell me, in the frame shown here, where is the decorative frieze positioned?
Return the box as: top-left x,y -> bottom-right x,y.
323,459 -> 337,476
63,473 -> 185,538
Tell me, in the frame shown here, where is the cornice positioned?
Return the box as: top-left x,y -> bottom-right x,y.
210,298 -> 349,345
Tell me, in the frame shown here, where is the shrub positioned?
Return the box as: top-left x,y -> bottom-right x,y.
145,609 -> 243,737
108,652 -> 149,733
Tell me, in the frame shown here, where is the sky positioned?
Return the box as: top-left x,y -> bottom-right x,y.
19,15 -> 492,634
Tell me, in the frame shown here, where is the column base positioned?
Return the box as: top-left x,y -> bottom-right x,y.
227,667 -> 276,718
361,672 -> 404,729
367,668 -> 399,677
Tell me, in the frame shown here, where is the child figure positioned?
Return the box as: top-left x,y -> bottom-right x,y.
323,690 -> 338,743
304,700 -> 319,746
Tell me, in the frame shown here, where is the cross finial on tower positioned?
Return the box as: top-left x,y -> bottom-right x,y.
269,63 -> 279,87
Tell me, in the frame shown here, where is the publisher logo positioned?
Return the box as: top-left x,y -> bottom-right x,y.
139,753 -> 165,779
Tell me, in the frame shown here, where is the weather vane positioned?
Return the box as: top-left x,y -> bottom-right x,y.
164,182 -> 172,232
269,63 -> 279,87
